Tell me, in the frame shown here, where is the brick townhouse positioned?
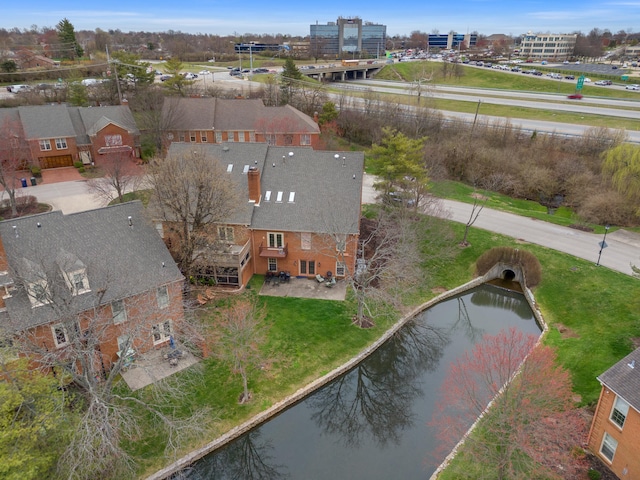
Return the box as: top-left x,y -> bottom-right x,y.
588,348 -> 640,478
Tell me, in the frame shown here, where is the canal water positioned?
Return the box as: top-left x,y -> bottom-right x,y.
181,284 -> 541,479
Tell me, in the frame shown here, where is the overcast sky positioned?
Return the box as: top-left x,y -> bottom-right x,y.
3,1 -> 638,37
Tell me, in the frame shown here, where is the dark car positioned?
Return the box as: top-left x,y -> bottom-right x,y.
565,75 -> 575,80
567,93 -> 583,99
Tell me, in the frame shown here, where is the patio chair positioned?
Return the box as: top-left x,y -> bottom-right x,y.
325,277 -> 336,288
315,274 -> 325,283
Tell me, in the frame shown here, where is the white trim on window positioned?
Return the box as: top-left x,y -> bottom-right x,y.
600,432 -> 618,462
51,324 -> 69,348
55,138 -> 68,150
152,320 -> 172,345
300,232 -> 311,250
301,133 -> 311,145
610,396 -> 630,429
112,299 -> 127,324
27,280 -> 51,307
157,285 -> 169,309
39,139 -> 52,151
336,261 -> 346,277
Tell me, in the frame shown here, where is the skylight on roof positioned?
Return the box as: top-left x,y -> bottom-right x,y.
288,192 -> 295,203
276,191 -> 283,202
265,191 -> 271,201
243,165 -> 250,174
227,164 -> 233,173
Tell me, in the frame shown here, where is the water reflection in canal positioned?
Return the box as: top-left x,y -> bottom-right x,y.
181,284 -> 541,480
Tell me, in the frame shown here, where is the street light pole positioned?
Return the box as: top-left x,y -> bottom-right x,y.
596,224 -> 610,266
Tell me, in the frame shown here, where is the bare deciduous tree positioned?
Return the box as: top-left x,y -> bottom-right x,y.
147,146 -> 239,282
86,151 -> 142,204
0,115 -> 30,217
212,298 -> 269,404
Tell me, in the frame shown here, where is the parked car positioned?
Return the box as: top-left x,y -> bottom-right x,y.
567,93 -> 583,99
183,73 -> 198,80
626,84 -> 640,90
160,75 -> 171,81
8,84 -> 30,93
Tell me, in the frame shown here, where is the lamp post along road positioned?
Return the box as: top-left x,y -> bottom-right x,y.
596,224 -> 610,266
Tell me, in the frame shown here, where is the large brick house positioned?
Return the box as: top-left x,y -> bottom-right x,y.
163,143 -> 363,287
161,98 -> 321,150
0,202 -> 185,372
0,104 -> 140,169
587,348 -> 640,477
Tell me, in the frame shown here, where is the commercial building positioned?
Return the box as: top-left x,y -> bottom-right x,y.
310,17 -> 386,58
427,32 -> 477,50
518,32 -> 577,61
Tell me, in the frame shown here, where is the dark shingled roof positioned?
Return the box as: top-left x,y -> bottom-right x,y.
11,105 -> 139,146
598,348 -> 640,412
165,143 -> 363,235
0,202 -> 183,331
161,98 -> 319,135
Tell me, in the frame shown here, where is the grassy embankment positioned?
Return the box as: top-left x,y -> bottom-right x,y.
128,215 -> 640,477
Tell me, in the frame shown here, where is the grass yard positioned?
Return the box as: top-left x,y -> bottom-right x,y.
129,216 -> 640,477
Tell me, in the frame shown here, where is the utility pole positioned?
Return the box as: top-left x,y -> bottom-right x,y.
106,45 -> 123,104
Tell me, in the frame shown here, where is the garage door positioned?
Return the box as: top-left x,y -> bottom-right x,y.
40,155 -> 73,169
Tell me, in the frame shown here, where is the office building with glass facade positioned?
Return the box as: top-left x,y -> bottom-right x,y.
310,17 -> 386,58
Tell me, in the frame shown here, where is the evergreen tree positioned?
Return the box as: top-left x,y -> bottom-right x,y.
56,18 -> 83,59
279,57 -> 302,105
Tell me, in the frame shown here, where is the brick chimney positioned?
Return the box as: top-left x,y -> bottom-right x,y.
247,166 -> 261,204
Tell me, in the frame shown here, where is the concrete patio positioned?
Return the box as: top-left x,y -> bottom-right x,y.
120,345 -> 200,391
258,275 -> 347,301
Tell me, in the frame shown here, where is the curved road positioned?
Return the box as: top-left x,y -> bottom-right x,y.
362,174 -> 639,276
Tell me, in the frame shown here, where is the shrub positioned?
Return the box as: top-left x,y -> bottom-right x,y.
73,161 -> 83,169
588,468 -> 601,480
30,165 -> 41,177
78,167 -> 85,173
475,247 -> 542,287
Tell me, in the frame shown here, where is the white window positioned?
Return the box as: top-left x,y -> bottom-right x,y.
268,232 -> 283,248
265,191 -> 271,202
189,132 -> 196,142
105,134 -> 122,146
242,165 -> 250,174
215,131 -> 222,143
301,232 -> 311,250
238,132 -> 246,142
218,226 -> 234,242
51,324 -> 69,348
267,258 -> 277,272
117,334 -> 131,353
227,132 -> 234,142
611,396 -> 630,429
335,234 -> 346,253
112,299 -> 127,324
152,320 -> 172,345
600,432 -> 618,462
68,271 -> 90,295
27,280 -> 51,307
157,286 -> 169,309
301,134 -> 311,145
200,131 -> 207,142
155,222 -> 164,238
336,261 -> 346,277
276,191 -> 283,203
179,133 -> 186,142
55,138 -> 68,149
39,139 -> 51,151
288,192 -> 295,203
266,134 -> 276,145
227,164 -> 233,173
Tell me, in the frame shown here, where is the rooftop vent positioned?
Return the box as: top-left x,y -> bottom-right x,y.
629,360 -> 636,369
128,216 -> 133,227
12,225 -> 17,238
223,146 -> 230,151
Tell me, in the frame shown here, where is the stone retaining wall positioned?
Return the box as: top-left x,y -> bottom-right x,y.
147,269 -> 541,480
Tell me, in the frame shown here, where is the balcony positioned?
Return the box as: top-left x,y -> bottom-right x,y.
259,243 -> 288,258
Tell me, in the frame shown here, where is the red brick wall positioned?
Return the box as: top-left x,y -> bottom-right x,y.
28,136 -> 78,167
251,230 -> 357,278
22,280 -> 185,370
91,123 -> 139,162
588,385 -> 640,477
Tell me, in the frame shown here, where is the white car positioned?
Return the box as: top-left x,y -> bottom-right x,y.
626,84 -> 640,90
8,84 -> 30,93
198,70 -> 211,75
183,73 -> 198,80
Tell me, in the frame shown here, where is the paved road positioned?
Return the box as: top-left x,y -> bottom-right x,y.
362,174 -> 639,275
14,178 -> 103,214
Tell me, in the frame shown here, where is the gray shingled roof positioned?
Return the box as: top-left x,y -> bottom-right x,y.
0,202 -> 183,332
161,98 -> 319,135
166,143 -> 364,235
167,142 -> 268,226
252,147 -> 363,234
162,97 -> 217,131
598,348 -> 640,412
12,105 -> 139,146
18,105 -> 76,140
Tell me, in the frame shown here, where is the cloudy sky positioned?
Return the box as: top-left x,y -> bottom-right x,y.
3,1 -> 638,37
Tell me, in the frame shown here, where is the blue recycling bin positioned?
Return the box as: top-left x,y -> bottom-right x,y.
20,178 -> 27,188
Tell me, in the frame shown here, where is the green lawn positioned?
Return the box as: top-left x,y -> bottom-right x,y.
129,217 -> 640,477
